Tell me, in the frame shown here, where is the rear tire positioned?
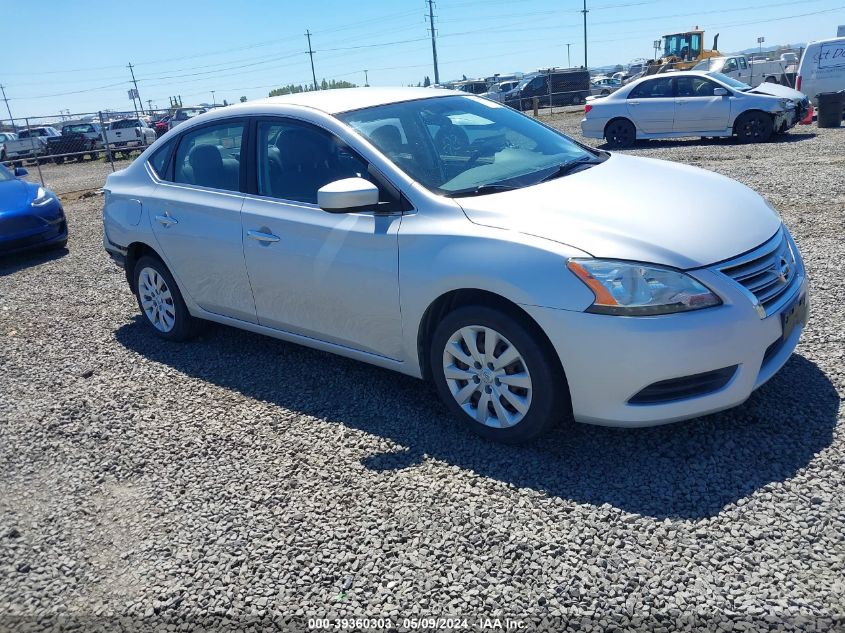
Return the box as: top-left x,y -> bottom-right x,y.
604,118 -> 636,148
133,255 -> 198,342
735,111 -> 773,143
429,306 -> 567,443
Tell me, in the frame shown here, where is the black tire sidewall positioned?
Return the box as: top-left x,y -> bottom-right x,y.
429,306 -> 565,443
736,112 -> 773,143
605,119 -> 635,148
134,255 -> 196,341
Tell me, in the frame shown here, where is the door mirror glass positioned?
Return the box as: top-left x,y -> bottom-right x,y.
14,167 -> 28,177
713,87 -> 728,96
318,177 -> 379,213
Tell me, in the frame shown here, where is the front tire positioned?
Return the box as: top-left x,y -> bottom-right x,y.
133,255 -> 198,341
430,306 -> 567,443
735,111 -> 773,143
604,118 -> 636,148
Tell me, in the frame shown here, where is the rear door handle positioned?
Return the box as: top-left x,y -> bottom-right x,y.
155,213 -> 178,228
628,100 -> 640,106
247,229 -> 280,243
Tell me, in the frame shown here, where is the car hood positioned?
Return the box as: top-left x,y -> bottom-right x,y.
455,153 -> 781,269
0,178 -> 34,213
747,83 -> 805,100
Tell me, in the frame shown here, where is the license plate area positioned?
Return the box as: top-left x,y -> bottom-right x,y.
780,292 -> 808,341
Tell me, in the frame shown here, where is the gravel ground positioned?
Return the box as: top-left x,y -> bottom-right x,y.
1,115 -> 843,632
15,155 -> 135,196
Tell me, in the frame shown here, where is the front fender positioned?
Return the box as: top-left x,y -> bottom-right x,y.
398,208 -> 595,376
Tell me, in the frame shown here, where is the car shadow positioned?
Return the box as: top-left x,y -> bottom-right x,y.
0,246 -> 68,277
599,130 -> 817,151
115,319 -> 839,520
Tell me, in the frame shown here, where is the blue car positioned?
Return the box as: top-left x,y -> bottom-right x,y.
0,164 -> 67,255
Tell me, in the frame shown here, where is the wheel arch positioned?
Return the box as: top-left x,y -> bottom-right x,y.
125,240 -> 164,291
416,288 -> 568,391
603,116 -> 636,137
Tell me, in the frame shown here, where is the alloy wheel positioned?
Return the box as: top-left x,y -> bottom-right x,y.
138,266 -> 176,333
442,325 -> 533,428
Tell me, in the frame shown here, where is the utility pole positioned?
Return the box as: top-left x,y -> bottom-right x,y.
1,85 -> 16,132
565,43 -> 572,68
581,0 -> 589,69
147,99 -> 153,112
305,30 -> 318,91
364,69 -> 369,87
211,90 -> 216,106
127,62 -> 145,114
427,0 -> 440,85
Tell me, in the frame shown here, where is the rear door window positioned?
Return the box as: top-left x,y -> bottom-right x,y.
628,77 -> 674,99
173,122 -> 244,191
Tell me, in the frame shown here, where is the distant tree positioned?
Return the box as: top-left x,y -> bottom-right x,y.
268,79 -> 356,97
613,64 -> 624,72
423,76 -> 431,87
240,96 -> 247,102
462,74 -> 467,80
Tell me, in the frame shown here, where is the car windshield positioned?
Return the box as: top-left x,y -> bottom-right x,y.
706,72 -> 751,91
338,95 -> 595,196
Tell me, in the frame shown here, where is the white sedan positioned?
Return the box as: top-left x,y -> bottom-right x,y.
102,88 -> 807,442
581,71 -> 809,147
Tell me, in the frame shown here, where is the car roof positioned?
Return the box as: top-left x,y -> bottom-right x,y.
220,87 -> 458,115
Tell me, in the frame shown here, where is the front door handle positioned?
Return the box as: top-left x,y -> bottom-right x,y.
247,229 -> 280,243
155,213 -> 178,228
628,100 -> 640,106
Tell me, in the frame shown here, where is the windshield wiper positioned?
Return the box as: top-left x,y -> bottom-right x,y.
537,156 -> 601,183
442,184 -> 520,198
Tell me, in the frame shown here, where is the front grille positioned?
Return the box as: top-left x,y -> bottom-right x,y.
628,365 -> 738,405
718,229 -> 800,316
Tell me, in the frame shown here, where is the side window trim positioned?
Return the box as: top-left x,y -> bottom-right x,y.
170,117 -> 249,193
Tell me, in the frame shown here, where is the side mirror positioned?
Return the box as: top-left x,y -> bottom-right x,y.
14,167 -> 28,177
317,177 -> 379,213
713,87 -> 728,96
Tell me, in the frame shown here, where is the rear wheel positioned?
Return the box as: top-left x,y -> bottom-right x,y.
430,306 -> 567,443
133,255 -> 198,342
735,111 -> 773,143
604,118 -> 636,148
53,156 -> 64,164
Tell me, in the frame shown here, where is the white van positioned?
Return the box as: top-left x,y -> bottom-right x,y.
796,37 -> 845,105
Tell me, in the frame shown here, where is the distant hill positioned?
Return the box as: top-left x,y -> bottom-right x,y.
732,43 -> 806,55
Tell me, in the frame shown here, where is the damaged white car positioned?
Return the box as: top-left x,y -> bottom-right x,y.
581,71 -> 810,147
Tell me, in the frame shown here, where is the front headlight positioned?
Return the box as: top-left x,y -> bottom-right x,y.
567,259 -> 721,316
33,186 -> 55,206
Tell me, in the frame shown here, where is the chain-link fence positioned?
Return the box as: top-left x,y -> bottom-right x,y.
1,108 -> 177,195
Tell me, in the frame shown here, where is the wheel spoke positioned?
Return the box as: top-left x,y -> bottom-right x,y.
446,341 -> 474,367
483,328 -> 499,365
500,387 -> 529,415
476,390 -> 491,423
444,365 -> 475,381
453,382 -> 477,405
498,371 -> 531,389
491,391 -> 513,427
493,344 -> 519,370
459,327 -> 483,363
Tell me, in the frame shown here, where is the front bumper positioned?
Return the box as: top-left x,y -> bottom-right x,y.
0,200 -> 67,255
522,274 -> 808,427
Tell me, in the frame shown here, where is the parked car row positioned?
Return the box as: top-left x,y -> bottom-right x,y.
1,116 -> 162,166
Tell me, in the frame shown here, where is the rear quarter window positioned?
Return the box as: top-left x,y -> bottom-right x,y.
148,139 -> 176,180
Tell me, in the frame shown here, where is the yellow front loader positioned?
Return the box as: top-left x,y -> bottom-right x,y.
646,29 -> 721,75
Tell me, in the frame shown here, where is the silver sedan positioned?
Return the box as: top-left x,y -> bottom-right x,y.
581,70 -> 809,148
103,88 -> 808,442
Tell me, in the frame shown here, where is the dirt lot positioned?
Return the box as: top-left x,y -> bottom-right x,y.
1,113 -> 844,632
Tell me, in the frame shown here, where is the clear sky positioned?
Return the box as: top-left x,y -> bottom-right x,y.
2,0 -> 843,118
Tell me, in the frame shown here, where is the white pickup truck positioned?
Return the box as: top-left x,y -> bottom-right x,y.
4,127 -> 61,165
692,54 -> 798,88
103,118 -> 157,157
